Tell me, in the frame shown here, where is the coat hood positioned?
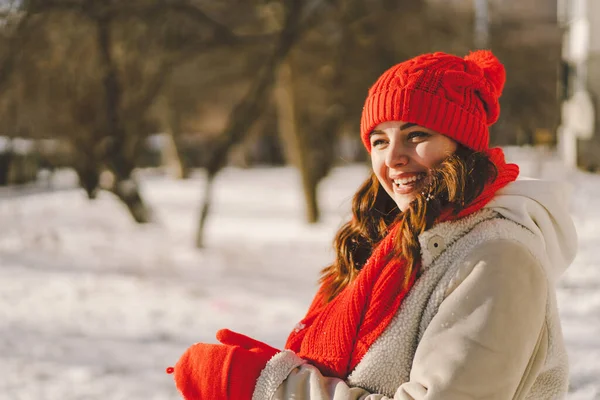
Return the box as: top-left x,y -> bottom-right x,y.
484,178 -> 578,282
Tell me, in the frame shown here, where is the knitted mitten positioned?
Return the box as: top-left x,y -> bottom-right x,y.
169,329 -> 279,400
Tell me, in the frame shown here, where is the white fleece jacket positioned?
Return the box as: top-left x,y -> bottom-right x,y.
252,178 -> 578,400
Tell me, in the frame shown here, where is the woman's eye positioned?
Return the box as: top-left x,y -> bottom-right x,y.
371,138 -> 387,148
407,131 -> 430,141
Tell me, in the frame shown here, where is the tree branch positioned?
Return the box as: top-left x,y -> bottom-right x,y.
205,0 -> 321,176
23,0 -> 85,15
0,12 -> 40,94
113,1 -> 239,44
25,0 -> 277,46
123,59 -> 177,121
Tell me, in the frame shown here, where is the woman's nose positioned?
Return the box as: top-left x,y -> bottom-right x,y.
385,143 -> 409,168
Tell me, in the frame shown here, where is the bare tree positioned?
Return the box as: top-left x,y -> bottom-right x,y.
195,0 -> 330,247
0,0 -> 563,248
0,0 -> 277,222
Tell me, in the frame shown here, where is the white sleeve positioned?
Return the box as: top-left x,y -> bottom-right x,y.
253,350 -> 390,400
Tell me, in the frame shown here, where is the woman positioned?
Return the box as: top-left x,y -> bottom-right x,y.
169,50 -> 578,399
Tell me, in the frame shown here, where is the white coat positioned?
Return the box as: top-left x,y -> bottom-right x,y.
252,179 -> 578,400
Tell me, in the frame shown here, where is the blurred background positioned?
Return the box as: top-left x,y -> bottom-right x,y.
0,0 -> 599,399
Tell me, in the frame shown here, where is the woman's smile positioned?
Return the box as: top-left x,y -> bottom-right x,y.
390,172 -> 426,194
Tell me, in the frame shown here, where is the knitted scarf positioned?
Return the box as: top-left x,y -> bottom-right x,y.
284,148 -> 519,379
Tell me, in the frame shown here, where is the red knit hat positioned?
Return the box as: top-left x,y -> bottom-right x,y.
360,50 -> 506,152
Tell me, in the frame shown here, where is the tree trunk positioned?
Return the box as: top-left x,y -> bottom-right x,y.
0,143 -> 13,186
76,164 -> 100,200
195,173 -> 214,248
97,15 -> 151,223
195,0 -> 309,247
274,61 -> 320,223
114,177 -> 152,223
303,172 -> 320,223
165,105 -> 190,179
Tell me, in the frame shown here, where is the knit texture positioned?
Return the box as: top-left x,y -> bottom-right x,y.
172,329 -> 279,400
284,150 -> 519,379
285,223 -> 417,379
360,50 -> 505,152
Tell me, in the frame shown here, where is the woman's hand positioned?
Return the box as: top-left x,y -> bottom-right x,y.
170,329 -> 280,400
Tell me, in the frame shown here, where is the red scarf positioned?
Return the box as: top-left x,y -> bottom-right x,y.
284,148 -> 518,379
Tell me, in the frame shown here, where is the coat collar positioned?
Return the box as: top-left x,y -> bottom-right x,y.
418,208 -> 499,269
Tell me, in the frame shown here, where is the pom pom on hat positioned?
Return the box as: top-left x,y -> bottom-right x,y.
463,50 -> 506,126
464,50 -> 505,98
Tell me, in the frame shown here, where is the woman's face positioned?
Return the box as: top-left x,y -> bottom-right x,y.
370,121 -> 458,212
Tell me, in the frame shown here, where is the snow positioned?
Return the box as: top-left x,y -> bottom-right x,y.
0,137 -> 35,155
0,136 -> 9,152
0,148 -> 599,399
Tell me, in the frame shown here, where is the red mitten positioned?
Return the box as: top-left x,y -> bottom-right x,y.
169,329 -> 280,400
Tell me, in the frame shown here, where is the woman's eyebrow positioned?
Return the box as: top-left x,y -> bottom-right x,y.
370,123 -> 419,138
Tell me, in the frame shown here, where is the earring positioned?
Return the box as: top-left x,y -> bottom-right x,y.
421,189 -> 435,202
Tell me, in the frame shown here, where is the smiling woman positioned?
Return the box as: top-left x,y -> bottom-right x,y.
369,121 -> 458,211
169,51 -> 578,400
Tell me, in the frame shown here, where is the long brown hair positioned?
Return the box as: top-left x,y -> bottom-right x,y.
319,146 -> 498,302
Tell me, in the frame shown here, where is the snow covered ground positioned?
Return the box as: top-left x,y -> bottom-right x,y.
0,147 -> 598,399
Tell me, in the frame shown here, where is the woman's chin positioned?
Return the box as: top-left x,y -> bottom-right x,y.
393,195 -> 416,212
